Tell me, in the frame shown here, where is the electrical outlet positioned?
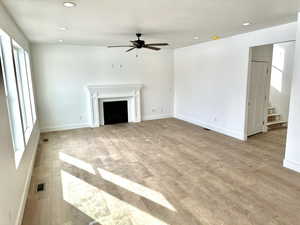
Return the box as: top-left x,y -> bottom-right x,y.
151,108 -> 156,113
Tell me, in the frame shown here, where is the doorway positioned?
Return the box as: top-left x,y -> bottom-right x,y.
246,41 -> 295,137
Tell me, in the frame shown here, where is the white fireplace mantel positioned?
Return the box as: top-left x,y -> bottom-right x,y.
86,84 -> 143,127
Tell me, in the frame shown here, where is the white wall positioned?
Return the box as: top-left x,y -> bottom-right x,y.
0,2 -> 40,225
174,22 -> 297,140
0,2 -> 29,50
284,13 -> 300,173
269,42 -> 295,122
31,44 -> 174,131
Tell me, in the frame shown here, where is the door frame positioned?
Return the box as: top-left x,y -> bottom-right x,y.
244,47 -> 272,139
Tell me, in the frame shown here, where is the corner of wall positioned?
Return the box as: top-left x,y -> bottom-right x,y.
174,113 -> 245,141
40,123 -> 90,133
143,113 -> 174,121
283,158 -> 300,173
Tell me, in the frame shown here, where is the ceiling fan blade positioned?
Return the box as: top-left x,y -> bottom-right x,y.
146,43 -> 169,46
130,41 -> 138,46
108,45 -> 134,48
144,45 -> 161,51
126,47 -> 136,52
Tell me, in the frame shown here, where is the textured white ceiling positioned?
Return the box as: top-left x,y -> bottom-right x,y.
2,0 -> 300,48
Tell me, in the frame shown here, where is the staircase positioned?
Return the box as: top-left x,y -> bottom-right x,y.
267,106 -> 287,130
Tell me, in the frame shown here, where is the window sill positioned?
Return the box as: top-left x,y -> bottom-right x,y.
15,122 -> 36,169
24,125 -> 33,144
14,149 -> 24,169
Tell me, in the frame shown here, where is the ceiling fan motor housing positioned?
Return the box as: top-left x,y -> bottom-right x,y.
135,40 -> 145,48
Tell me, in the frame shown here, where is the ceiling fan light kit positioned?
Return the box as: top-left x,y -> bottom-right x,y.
108,33 -> 169,52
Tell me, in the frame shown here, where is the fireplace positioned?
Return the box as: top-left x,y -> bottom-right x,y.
103,100 -> 128,125
86,84 -> 143,127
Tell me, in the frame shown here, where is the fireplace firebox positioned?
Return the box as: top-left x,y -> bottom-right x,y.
103,101 -> 128,125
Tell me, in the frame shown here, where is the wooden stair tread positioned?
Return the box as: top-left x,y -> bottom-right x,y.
267,120 -> 287,126
267,113 -> 280,117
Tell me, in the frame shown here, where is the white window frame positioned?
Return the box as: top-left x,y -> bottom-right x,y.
12,43 -> 34,143
25,51 -> 37,124
0,34 -> 25,156
0,31 -> 37,167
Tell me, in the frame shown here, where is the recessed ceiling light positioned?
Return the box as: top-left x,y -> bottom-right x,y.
59,27 -> 68,31
243,22 -> 251,26
63,2 -> 76,7
58,39 -> 64,43
212,35 -> 220,40
194,36 -> 199,40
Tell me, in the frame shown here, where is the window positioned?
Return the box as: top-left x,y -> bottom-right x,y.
271,45 -> 285,92
12,43 -> 34,142
0,33 -> 25,154
25,51 -> 37,124
0,30 -> 36,166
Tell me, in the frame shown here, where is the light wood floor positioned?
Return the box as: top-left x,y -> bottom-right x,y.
22,118 -> 300,225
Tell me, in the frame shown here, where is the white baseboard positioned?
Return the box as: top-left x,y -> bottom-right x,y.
175,113 -> 245,141
143,114 -> 173,121
283,159 -> 300,173
15,128 -> 40,225
40,123 -> 90,133
40,116 -> 175,132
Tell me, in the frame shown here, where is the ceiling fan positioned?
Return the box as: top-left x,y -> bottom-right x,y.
108,33 -> 169,52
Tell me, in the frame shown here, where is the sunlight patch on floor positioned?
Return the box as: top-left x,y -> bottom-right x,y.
97,168 -> 177,212
61,170 -> 169,225
59,152 -> 96,174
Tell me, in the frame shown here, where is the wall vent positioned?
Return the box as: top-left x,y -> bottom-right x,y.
37,183 -> 45,192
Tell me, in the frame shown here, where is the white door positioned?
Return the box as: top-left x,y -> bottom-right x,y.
247,62 -> 269,136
